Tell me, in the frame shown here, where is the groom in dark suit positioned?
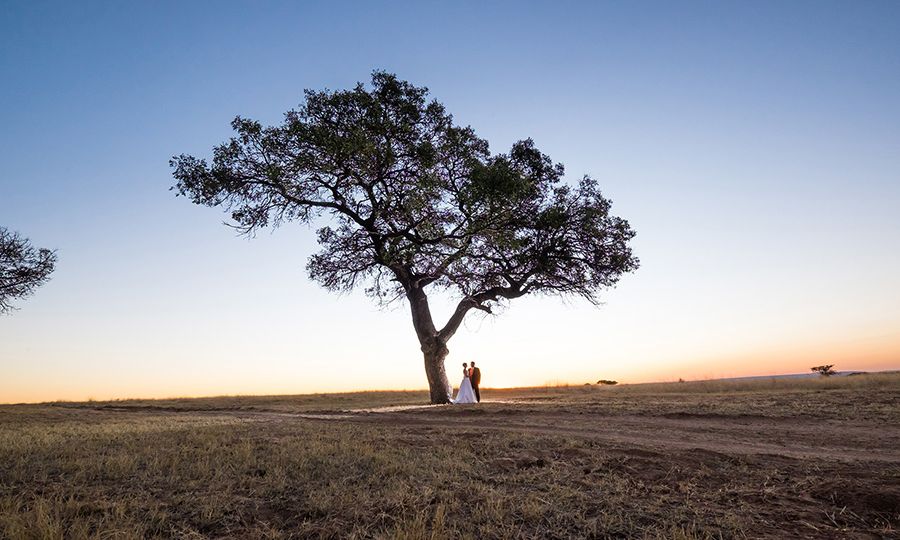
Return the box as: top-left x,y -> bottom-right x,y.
470,361 -> 481,402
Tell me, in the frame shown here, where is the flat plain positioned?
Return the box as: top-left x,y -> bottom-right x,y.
1,374 -> 898,539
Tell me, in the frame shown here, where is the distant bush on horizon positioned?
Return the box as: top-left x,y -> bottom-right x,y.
604,371 -> 899,395
811,364 -> 837,377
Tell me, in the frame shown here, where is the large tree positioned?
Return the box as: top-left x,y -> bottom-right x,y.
0,227 -> 57,315
171,72 -> 639,403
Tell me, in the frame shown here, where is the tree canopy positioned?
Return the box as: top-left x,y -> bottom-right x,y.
172,72 -> 639,402
0,227 -> 57,314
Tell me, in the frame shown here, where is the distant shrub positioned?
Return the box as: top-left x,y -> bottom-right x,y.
596,380 -> 618,386
811,364 -> 836,377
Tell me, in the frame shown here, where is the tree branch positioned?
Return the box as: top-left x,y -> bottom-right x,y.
437,283 -> 529,342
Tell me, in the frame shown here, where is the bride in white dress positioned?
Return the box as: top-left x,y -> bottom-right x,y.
452,363 -> 477,404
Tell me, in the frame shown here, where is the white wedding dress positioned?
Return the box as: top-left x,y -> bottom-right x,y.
452,373 -> 477,404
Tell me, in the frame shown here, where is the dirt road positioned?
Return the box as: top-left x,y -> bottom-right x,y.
92,399 -> 900,464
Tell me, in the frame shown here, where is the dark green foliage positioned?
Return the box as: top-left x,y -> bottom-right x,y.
171,72 -> 638,313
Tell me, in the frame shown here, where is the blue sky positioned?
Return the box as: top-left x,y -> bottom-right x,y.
2,1 -> 899,402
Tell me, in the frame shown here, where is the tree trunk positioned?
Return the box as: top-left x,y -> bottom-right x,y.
422,340 -> 452,404
406,285 -> 452,404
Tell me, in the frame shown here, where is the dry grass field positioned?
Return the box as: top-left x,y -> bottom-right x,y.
1,373 -> 898,539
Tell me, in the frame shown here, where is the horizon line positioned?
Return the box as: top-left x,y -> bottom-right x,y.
5,368 -> 898,406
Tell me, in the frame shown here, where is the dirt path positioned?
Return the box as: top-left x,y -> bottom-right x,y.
69,401 -> 900,463
188,406 -> 900,464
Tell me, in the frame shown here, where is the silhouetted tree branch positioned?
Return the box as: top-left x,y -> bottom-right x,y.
0,227 -> 57,315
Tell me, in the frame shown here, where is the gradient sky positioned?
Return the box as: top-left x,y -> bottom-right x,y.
2,1 -> 899,403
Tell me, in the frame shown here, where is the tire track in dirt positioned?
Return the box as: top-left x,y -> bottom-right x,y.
241,409 -> 900,464
69,404 -> 900,463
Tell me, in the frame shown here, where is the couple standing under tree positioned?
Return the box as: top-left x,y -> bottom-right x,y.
451,362 -> 481,404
